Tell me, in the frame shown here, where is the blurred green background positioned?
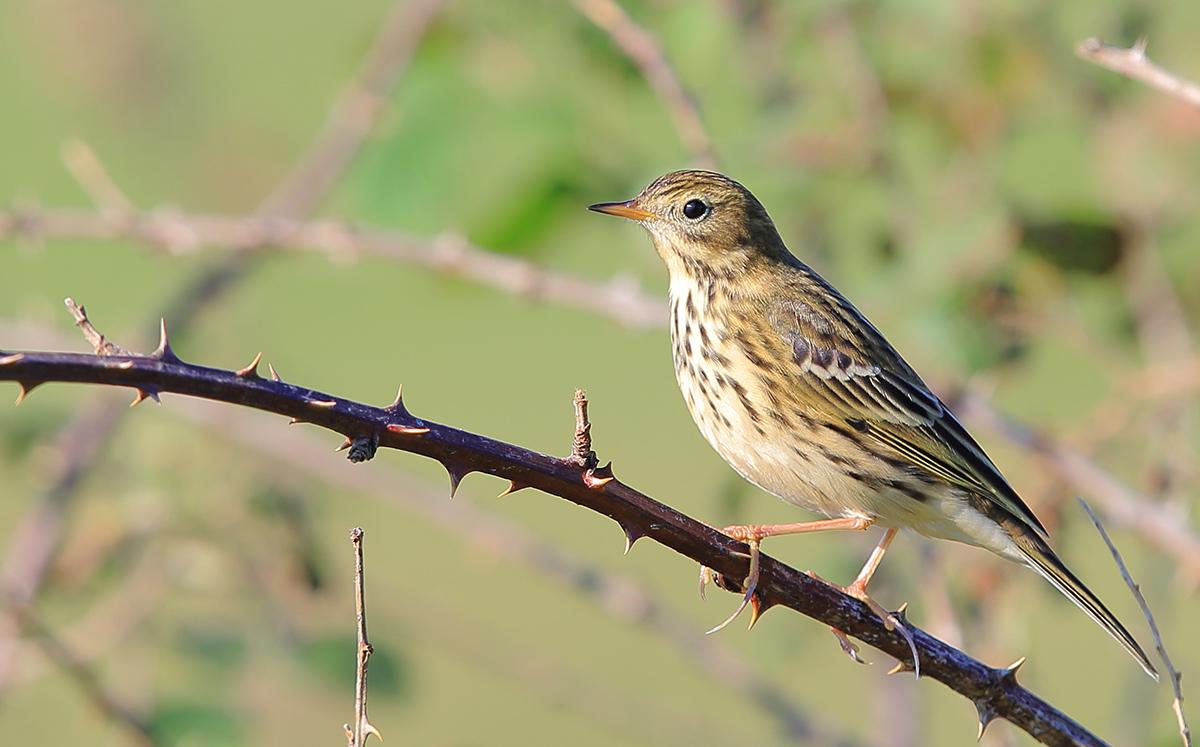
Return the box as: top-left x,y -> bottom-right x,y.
1,0 -> 1198,744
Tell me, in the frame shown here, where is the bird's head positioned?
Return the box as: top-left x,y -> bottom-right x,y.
588,170 -> 789,278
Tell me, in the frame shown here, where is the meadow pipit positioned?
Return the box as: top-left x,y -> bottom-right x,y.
589,170 -> 1157,678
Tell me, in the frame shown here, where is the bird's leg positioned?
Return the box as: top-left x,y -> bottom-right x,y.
807,527 -> 920,677
702,516 -> 873,634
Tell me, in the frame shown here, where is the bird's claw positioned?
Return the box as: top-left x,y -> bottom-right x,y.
704,539 -> 761,634
806,570 -> 921,679
830,628 -> 866,664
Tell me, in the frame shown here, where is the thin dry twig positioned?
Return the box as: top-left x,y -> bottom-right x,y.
64,298 -> 126,356
344,528 -> 382,747
572,0 -> 716,169
1077,499 -> 1190,747
0,207 -> 668,328
1076,38 -> 1200,110
568,388 -> 599,468
60,139 -> 134,216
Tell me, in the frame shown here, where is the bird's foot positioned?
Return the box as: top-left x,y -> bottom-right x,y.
806,570 -> 920,678
701,533 -> 762,634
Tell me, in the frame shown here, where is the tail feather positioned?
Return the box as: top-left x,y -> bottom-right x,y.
1018,538 -> 1158,680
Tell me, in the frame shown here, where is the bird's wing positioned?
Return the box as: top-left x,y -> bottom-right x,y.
767,289 -> 1050,540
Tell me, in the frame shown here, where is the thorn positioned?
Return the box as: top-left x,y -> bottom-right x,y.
583,462 -> 615,488
0,353 -> 26,365
336,438 -> 353,452
747,593 -> 773,630
699,565 -> 713,602
364,721 -> 383,741
289,416 -> 307,425
151,319 -> 181,363
269,363 -> 281,382
384,384 -> 405,411
386,424 -> 429,435
998,657 -> 1026,686
619,522 -> 645,555
496,481 -> 528,498
14,380 -> 41,405
1133,36 -> 1148,57
887,660 -> 915,676
236,352 -> 263,378
444,462 -> 472,498
975,701 -> 999,741
130,388 -> 161,407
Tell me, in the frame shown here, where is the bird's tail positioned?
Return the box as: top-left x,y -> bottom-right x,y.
1016,534 -> 1158,680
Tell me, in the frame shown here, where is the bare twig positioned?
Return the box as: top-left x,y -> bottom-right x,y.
64,298 -> 126,356
0,207 -> 668,328
60,139 -> 134,216
1078,499 -> 1190,747
344,528 -> 381,747
568,388 -> 598,468
572,0 -> 716,169
1076,38 -> 1200,110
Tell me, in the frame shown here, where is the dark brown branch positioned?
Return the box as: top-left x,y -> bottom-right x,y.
0,342 -> 1115,747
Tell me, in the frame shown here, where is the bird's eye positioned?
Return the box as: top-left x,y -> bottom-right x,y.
682,198 -> 710,220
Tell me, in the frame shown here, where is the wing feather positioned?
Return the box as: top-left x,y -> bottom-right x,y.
768,288 -> 1049,540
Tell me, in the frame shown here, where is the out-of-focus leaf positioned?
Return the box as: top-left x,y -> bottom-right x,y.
149,703 -> 241,747
299,635 -> 407,698
1019,220 -> 1124,274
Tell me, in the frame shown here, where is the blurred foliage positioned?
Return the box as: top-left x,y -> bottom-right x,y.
1,0 -> 1199,745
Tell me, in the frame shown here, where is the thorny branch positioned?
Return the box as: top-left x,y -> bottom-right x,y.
0,316 -> 859,746
0,310 -> 1122,747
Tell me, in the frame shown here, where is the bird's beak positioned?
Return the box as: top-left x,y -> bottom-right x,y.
587,200 -> 655,222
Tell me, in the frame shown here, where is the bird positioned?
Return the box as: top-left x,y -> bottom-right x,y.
588,169 -> 1158,679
